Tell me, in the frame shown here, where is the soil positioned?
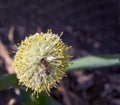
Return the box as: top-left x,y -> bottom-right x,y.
0,0 -> 120,105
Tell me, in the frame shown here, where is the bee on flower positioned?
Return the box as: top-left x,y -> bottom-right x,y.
13,29 -> 71,96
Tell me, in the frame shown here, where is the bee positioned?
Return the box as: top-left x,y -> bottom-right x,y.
40,58 -> 51,75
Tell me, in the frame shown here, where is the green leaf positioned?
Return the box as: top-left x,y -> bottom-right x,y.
0,55 -> 120,91
18,89 -> 62,105
67,55 -> 120,72
18,89 -> 37,105
0,74 -> 18,91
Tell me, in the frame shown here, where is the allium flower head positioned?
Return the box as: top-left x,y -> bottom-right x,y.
14,30 -> 71,96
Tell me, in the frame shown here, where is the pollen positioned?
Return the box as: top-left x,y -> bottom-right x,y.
13,30 -> 71,96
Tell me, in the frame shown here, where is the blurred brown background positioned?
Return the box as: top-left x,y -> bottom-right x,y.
0,0 -> 120,105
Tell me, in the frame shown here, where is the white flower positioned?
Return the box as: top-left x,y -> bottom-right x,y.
14,30 -> 71,96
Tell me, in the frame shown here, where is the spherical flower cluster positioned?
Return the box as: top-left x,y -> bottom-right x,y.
14,30 -> 71,96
